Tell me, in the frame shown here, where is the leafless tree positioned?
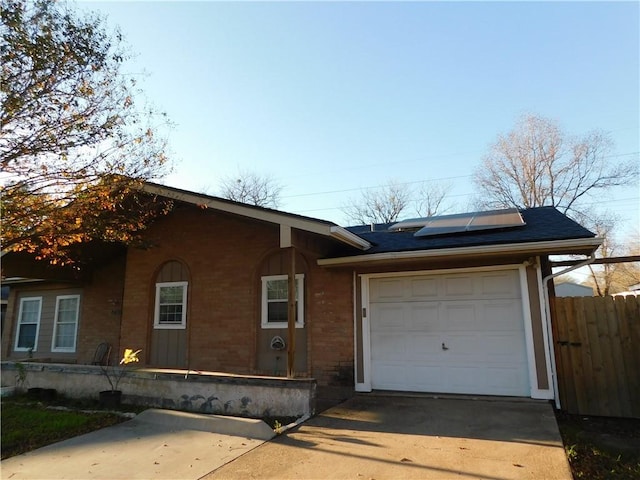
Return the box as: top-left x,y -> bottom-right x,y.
342,181 -> 411,225
474,114 -> 638,216
218,170 -> 283,208
415,181 -> 452,217
581,220 -> 640,296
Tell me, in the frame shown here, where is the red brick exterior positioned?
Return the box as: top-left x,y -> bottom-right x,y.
116,205 -> 355,386
1,205 -> 357,386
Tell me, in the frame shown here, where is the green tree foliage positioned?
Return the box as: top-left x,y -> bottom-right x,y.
1,0 -> 172,264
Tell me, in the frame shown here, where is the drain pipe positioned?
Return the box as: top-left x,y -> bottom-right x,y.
541,250 -> 597,410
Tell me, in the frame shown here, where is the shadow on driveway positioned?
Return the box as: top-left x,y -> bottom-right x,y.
203,395 -> 573,480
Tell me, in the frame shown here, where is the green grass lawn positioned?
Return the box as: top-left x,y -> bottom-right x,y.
1,398 -> 127,459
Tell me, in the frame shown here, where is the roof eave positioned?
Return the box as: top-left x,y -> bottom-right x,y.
142,183 -> 371,250
317,237 -> 602,267
329,226 -> 372,250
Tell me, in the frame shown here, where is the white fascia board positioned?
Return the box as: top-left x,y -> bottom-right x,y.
318,237 -> 602,267
329,226 -> 371,250
142,184 -> 370,250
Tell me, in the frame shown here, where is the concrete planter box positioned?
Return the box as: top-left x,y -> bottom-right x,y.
0,362 -> 316,418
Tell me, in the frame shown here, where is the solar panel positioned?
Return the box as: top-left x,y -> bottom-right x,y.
388,218 -> 433,232
413,208 -> 525,237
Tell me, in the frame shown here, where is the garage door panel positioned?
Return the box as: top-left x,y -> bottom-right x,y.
442,333 -> 482,359
442,303 -> 478,330
407,365 -> 444,391
372,363 -> 408,390
480,272 -> 520,297
443,276 -> 475,297
375,304 -> 406,329
446,366 -> 488,393
409,304 -> 439,330
371,332 -> 407,361
371,278 -> 406,301
484,333 -> 526,357
410,278 -> 438,298
369,270 -> 530,397
482,302 -> 523,330
485,367 -> 529,395
406,334 -> 442,359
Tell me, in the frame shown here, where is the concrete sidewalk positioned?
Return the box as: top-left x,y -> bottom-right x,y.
203,395 -> 573,480
1,409 -> 275,480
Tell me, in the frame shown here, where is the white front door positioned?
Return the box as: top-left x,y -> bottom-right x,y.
368,269 -> 529,396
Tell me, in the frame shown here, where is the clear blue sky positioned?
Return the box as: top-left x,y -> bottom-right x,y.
85,1 -> 639,235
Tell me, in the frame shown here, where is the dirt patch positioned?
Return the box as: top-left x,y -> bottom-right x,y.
555,410 -> 640,480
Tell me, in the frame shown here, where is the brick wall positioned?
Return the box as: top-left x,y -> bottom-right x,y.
118,206 -> 356,386
77,256 -> 127,363
2,205 -> 358,388
307,266 -> 355,385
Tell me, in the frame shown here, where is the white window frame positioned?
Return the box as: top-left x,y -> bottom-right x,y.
261,274 -> 304,329
154,281 -> 188,329
51,295 -> 80,352
14,297 -> 42,352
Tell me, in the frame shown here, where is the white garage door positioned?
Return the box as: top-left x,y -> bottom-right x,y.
369,270 -> 529,396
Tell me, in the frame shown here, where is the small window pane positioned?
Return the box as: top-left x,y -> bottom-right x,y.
57,298 -> 78,323
17,324 -> 37,349
267,280 -> 288,300
21,300 -> 40,323
160,286 -> 184,304
159,304 -> 183,323
55,324 -> 75,348
267,302 -> 288,323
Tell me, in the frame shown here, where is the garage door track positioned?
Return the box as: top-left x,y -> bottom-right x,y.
204,394 -> 572,480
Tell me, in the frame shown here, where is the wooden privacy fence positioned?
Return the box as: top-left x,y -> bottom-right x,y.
552,295 -> 640,418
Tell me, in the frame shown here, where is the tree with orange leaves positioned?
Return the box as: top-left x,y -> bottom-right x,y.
1,0 -> 172,264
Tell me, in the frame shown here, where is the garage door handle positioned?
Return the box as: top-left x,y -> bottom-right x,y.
442,343 -> 449,351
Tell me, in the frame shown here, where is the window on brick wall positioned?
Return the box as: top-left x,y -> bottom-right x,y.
154,281 -> 188,329
51,295 -> 80,352
15,297 -> 42,351
261,274 -> 304,329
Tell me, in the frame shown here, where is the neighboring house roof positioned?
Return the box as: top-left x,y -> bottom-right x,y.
319,207 -> 600,266
555,281 -> 594,297
142,182 -> 371,251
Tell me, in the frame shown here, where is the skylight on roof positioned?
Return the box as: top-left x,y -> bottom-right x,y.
388,208 -> 525,237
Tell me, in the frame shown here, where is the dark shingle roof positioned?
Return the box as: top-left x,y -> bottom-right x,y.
346,207 -> 595,255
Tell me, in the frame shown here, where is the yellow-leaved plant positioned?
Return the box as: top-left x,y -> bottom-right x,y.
101,348 -> 141,392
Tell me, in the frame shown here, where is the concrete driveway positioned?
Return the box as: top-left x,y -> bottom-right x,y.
1,409 -> 275,480
203,394 -> 573,480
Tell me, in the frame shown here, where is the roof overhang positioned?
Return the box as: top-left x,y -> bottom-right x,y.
142,183 -> 371,251
317,237 -> 602,267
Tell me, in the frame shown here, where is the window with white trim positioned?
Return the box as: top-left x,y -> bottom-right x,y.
261,274 -> 304,329
52,295 -> 80,352
154,281 -> 188,329
15,297 -> 42,351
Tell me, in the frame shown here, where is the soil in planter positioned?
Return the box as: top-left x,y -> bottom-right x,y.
99,391 -> 122,409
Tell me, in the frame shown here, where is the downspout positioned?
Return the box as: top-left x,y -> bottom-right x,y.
541,251 -> 596,409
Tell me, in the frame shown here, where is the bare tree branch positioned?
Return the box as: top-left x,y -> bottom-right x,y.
474,114 -> 638,216
218,170 -> 283,208
342,181 -> 411,225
